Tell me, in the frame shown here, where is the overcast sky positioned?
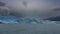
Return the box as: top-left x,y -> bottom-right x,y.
0,0 -> 60,19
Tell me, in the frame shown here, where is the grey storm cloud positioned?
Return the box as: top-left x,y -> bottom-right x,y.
0,0 -> 60,19
0,2 -> 5,6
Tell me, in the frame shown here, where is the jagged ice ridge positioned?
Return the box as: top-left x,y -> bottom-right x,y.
0,16 -> 59,24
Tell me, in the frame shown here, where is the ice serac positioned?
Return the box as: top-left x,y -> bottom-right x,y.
0,16 -> 59,24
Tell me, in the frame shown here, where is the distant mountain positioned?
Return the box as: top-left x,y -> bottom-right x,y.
53,8 -> 60,11
46,16 -> 60,21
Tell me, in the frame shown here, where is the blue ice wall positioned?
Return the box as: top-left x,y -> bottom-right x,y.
0,16 -> 59,24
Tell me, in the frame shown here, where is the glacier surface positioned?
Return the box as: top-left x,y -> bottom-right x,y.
0,16 -> 59,24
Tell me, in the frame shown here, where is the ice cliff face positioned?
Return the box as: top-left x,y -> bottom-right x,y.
0,16 -> 59,24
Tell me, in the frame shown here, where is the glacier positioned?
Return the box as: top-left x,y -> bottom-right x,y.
0,16 -> 59,24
